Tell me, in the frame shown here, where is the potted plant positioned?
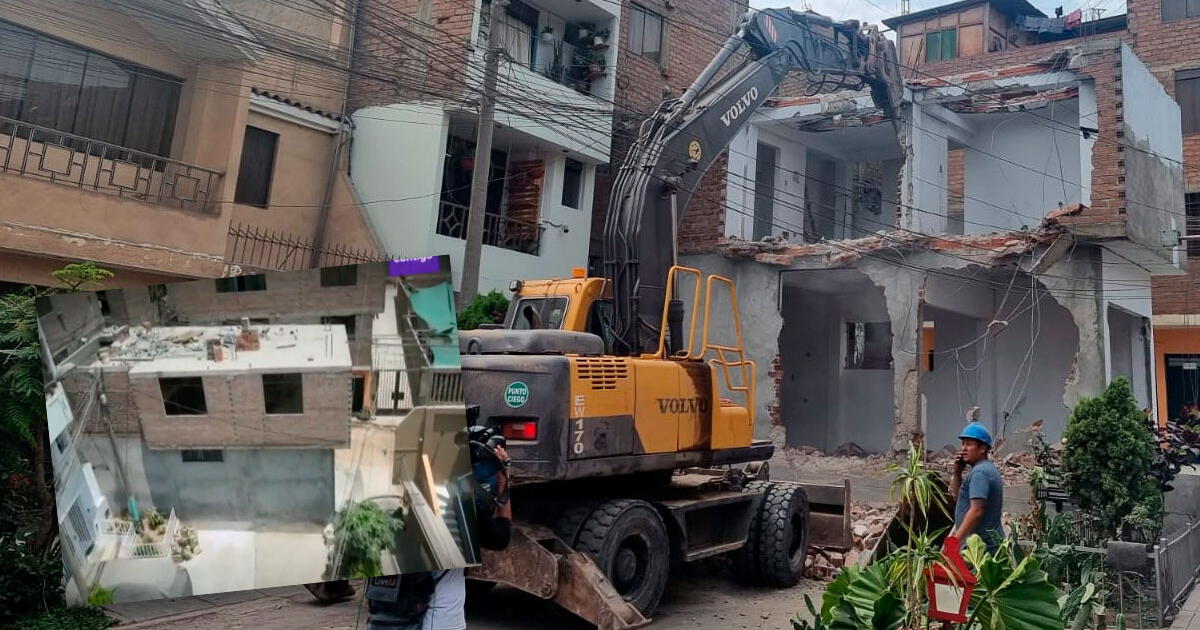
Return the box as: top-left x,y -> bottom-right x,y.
540,25 -> 555,44
588,54 -> 607,79
592,27 -> 610,47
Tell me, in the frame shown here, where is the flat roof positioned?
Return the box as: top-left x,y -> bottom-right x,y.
97,325 -> 352,378
883,0 -> 1045,28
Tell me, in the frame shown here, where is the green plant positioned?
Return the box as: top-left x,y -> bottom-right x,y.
457,290 -> 509,330
332,501 -> 402,579
1061,377 -> 1162,541
50,262 -> 113,292
0,262 -> 113,624
961,536 -> 1063,630
85,584 -> 113,607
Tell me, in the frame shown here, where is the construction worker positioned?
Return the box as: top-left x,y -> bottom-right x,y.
948,422 -> 1005,554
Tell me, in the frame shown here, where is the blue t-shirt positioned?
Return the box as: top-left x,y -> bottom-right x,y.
954,459 -> 1005,552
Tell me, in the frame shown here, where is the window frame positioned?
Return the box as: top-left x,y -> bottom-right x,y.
629,4 -> 665,64
1177,69 -> 1200,135
160,376 -> 207,416
1186,192 -> 1200,257
262,372 -> 304,415
1162,0 -> 1200,21
0,19 -> 182,156
181,449 -> 223,463
925,28 -> 958,63
233,125 -> 280,208
844,321 -> 894,370
562,158 -> 584,209
215,274 -> 267,293
320,264 -> 359,287
320,314 -> 358,340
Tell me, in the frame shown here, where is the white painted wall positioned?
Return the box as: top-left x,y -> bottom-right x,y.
962,100 -> 1082,232
352,107 -> 594,294
724,124 -> 807,240
903,103 -> 949,234
1122,43 -> 1183,164
1101,248 -> 1156,412
351,103 -> 448,259
1078,81 -> 1097,208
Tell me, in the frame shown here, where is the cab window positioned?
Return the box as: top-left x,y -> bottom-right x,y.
587,299 -> 615,351
509,297 -> 568,330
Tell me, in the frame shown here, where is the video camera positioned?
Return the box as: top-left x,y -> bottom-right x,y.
466,405 -> 509,510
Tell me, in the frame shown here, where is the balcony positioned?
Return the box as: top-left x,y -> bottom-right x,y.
0,117 -> 222,214
436,200 -> 543,256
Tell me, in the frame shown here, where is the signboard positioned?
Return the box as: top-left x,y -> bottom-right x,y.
388,257 -> 442,276
505,381 -> 530,408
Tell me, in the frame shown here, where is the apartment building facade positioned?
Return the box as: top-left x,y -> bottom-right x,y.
347,0 -> 621,293
0,0 -> 381,288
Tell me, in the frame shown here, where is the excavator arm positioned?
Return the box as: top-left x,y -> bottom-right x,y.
602,8 -> 902,356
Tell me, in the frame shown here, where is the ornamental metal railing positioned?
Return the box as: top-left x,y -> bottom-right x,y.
436,200 -> 542,256
0,116 -> 221,213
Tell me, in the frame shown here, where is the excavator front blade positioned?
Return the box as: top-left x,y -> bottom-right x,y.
466,524 -> 651,630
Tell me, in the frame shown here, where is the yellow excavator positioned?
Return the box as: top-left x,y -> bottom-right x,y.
459,7 -> 904,628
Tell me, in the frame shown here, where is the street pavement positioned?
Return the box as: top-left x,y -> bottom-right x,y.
1172,585 -> 1200,630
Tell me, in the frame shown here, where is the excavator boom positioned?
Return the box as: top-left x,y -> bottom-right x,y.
602,8 -> 902,356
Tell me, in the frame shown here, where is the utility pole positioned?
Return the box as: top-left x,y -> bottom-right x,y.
458,0 -> 508,309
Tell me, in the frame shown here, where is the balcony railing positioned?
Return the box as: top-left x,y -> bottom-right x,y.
0,116 -> 221,213
436,200 -> 542,256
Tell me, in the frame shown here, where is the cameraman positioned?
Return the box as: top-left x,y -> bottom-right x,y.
363,431 -> 512,630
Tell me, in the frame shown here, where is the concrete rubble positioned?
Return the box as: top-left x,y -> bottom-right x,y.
806,502 -> 897,581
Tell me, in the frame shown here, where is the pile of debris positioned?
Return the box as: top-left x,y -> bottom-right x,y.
805,503 -> 896,581
773,444 -> 893,480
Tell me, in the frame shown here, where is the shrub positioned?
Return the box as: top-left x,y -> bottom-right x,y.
1061,377 -> 1161,541
332,501 -> 402,579
457,291 -> 509,330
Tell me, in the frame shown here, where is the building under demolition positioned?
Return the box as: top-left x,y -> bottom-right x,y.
37,259 -> 477,603
688,34 -> 1187,454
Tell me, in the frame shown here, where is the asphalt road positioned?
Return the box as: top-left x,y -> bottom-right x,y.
113,561 -> 822,630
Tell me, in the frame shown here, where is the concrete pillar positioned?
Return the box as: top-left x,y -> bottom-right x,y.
900,101 -> 949,235
859,258 -> 923,453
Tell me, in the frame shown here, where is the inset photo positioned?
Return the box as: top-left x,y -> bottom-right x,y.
38,257 -> 476,605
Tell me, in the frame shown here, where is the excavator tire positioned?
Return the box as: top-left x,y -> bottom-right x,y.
732,482 -> 810,587
574,499 -> 671,617
552,500 -> 602,546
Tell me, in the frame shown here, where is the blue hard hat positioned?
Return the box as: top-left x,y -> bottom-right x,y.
958,422 -> 993,448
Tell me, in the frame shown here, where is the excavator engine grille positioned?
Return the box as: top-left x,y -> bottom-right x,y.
576,358 -> 629,390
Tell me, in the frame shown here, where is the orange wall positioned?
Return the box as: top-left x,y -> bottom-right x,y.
1154,326 -> 1200,424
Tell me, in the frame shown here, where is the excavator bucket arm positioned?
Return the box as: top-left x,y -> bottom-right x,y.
467,524 -> 651,630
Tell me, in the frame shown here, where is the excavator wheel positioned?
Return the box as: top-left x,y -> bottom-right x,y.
552,500 -> 602,546
732,482 -> 810,587
573,499 -> 671,617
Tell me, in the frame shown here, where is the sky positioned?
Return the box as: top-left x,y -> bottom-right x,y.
748,0 -> 1126,34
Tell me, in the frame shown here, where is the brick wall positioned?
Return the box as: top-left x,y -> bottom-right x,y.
157,264 -> 388,366
132,371 -> 351,449
1126,0 -> 1200,313
1153,258 -> 1200,313
349,0 -> 477,111
591,0 -> 748,258
67,368 -> 142,436
904,31 -> 1128,79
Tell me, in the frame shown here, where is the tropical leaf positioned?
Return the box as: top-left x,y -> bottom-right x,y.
970,550 -> 1062,630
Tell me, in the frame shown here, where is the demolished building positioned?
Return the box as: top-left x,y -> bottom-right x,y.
687,34 -> 1187,454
